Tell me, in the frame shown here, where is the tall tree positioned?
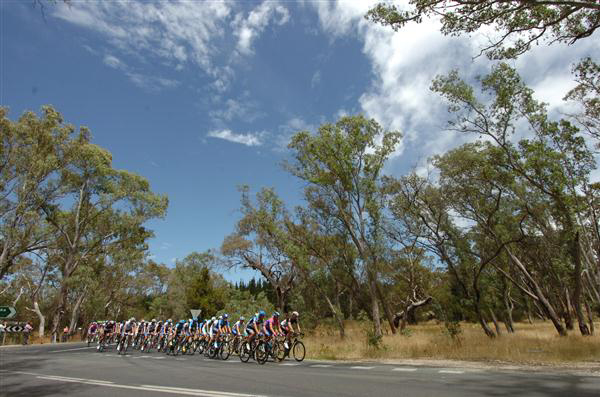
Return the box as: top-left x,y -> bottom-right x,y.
287,115 -> 402,337
221,187 -> 296,312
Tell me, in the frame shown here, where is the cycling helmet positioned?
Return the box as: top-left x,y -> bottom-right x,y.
259,310 -> 266,317
239,316 -> 245,321
273,311 -> 280,318
179,320 -> 185,324
152,319 -> 156,322
189,318 -> 193,322
218,315 -> 223,320
292,311 -> 299,317
167,319 -> 172,323
130,317 -> 136,322
223,313 -> 228,319
211,316 -> 216,322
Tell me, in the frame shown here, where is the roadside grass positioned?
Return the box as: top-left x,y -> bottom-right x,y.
304,320 -> 600,364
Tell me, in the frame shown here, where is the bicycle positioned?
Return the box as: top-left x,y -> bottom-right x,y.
285,332 -> 305,362
118,332 -> 133,355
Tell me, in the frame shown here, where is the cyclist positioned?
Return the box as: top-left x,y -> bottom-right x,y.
244,310 -> 266,346
232,316 -> 245,337
118,318 -> 136,351
217,314 -> 231,343
209,316 -> 222,348
88,321 -> 98,338
263,311 -> 282,339
281,311 -> 300,335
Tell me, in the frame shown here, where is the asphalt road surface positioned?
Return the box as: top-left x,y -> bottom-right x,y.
1,342 -> 598,397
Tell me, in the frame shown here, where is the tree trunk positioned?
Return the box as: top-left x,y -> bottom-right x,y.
585,300 -> 595,336
69,290 -> 86,335
503,287 -> 515,333
27,301 -> 45,340
50,282 -> 69,343
347,293 -> 354,320
571,232 -> 591,335
506,249 -> 566,335
564,290 -> 574,330
368,277 -> 382,338
374,276 -> 397,335
526,299 -> 534,324
489,309 -> 502,336
475,303 -> 496,338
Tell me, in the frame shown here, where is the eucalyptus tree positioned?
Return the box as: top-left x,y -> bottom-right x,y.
0,106 -> 77,280
284,203 -> 362,338
565,58 -> 600,146
221,187 -> 296,312
287,115 -> 402,337
41,126 -> 167,341
431,63 -> 597,335
367,1 -> 600,59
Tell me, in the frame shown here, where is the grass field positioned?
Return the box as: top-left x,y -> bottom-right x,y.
304,320 -> 600,365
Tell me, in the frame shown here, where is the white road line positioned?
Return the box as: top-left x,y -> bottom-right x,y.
439,370 -> 465,374
281,363 -> 299,366
4,370 -> 271,397
310,364 -> 332,368
350,366 -> 374,370
392,368 -> 418,372
48,346 -> 96,353
153,357 -> 166,359
38,375 -> 114,384
175,358 -> 187,361
142,385 -> 268,397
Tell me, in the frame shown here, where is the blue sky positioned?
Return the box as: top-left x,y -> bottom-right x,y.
2,1 -> 599,281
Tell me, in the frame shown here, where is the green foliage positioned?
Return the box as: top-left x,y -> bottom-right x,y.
367,1 -> 600,59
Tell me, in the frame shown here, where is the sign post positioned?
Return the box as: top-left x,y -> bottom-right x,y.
190,309 -> 201,320
0,306 -> 16,319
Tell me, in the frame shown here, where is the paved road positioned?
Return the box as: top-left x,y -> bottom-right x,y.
1,342 -> 598,397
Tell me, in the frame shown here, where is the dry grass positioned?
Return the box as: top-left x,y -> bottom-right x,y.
304,320 -> 600,365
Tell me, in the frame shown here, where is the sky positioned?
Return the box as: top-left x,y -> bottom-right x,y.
2,1 -> 599,281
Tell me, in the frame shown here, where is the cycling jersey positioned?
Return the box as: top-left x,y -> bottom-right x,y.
148,322 -> 157,333
232,320 -> 244,335
281,317 -> 297,329
174,322 -> 184,335
245,315 -> 265,334
123,321 -> 135,334
218,318 -> 229,330
264,317 -> 279,336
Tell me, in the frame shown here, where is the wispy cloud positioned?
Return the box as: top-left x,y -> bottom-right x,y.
54,1 -> 291,94
207,129 -> 264,146
103,53 -> 179,91
233,1 -> 290,56
311,70 -> 321,88
209,93 -> 265,125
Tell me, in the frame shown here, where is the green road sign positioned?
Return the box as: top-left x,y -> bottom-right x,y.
0,306 -> 16,319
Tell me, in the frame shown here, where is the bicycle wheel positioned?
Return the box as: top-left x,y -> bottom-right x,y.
275,340 -> 286,362
293,341 -> 305,362
239,342 -> 251,363
255,341 -> 268,365
220,341 -> 231,360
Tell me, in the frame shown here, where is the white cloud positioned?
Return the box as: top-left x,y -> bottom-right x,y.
102,53 -> 179,91
207,129 -> 264,146
209,94 -> 265,124
52,1 -> 290,94
310,0 -> 600,173
54,1 -> 231,72
233,1 -> 290,56
103,54 -> 127,70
